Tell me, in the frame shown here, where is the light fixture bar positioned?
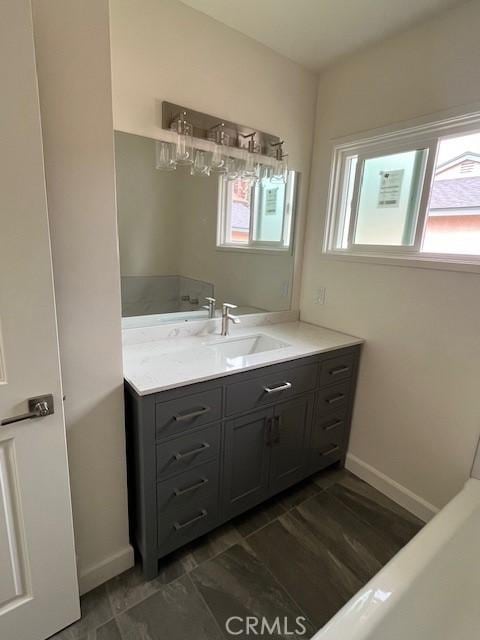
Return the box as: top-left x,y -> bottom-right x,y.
162,101 -> 281,157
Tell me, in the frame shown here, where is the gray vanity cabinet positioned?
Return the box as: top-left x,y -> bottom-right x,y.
223,407 -> 273,519
125,344 -> 361,579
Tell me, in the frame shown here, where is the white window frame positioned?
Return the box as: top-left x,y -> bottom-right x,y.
324,109 -> 480,269
217,172 -> 296,253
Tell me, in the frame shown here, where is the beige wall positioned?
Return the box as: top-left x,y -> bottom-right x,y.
301,0 -> 480,513
32,0 -> 133,593
109,0 -> 317,310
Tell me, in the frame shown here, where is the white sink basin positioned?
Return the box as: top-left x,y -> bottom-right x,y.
207,334 -> 290,358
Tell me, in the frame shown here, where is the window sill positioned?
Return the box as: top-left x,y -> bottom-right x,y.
216,245 -> 292,256
322,250 -> 480,274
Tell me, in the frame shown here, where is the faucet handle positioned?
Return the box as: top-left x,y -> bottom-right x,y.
222,302 -> 237,311
205,297 -> 216,303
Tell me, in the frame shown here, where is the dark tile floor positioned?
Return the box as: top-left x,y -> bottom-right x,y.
51,467 -> 423,640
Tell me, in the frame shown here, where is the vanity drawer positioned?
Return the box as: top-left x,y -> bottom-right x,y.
316,380 -> 352,416
155,388 -> 222,440
156,460 -> 219,519
312,410 -> 348,447
319,351 -> 356,387
225,362 -> 317,416
156,423 -> 220,480
310,431 -> 345,472
157,490 -> 218,554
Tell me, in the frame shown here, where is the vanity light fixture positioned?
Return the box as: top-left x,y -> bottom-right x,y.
271,140 -> 288,184
159,102 -> 288,181
210,123 -> 229,173
173,111 -> 194,165
162,102 -> 282,157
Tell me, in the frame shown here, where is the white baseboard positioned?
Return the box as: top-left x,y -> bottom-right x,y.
78,544 -> 134,595
345,453 -> 439,523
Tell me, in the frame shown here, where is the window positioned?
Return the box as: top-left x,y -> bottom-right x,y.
217,171 -> 296,250
326,112 -> 480,263
423,133 -> 480,255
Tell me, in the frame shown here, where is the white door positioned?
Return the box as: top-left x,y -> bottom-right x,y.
0,1 -> 80,639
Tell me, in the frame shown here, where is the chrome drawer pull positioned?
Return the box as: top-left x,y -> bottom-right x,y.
324,419 -> 343,432
174,442 -> 210,461
330,366 -> 350,376
174,406 -> 211,421
174,509 -> 208,530
174,477 -> 209,497
326,393 -> 345,405
321,445 -> 340,457
263,381 -> 292,394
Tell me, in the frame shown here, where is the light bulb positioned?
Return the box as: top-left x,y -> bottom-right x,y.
174,112 -> 193,165
210,123 -> 229,173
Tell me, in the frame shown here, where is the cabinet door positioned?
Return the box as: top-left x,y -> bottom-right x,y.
269,395 -> 312,494
222,408 -> 273,519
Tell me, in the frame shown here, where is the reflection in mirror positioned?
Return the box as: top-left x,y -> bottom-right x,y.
114,132 -> 298,324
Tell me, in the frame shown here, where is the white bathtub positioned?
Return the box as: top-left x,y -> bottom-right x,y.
313,477 -> 480,640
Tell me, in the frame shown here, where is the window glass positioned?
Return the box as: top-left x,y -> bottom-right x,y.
218,171 -> 295,250
422,132 -> 480,255
336,156 -> 357,249
354,150 -> 426,246
253,179 -> 286,243
226,179 -> 251,245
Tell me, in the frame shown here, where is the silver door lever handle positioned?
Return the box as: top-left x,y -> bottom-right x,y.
1,394 -> 54,426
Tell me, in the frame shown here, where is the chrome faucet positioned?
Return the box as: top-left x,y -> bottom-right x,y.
221,302 -> 240,336
202,296 -> 216,319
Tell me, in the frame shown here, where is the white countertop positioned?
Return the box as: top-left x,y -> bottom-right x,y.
123,320 -> 363,396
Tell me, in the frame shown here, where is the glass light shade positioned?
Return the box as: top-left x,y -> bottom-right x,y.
260,164 -> 273,184
174,119 -> 194,165
211,131 -> 229,173
211,143 -> 226,172
242,150 -> 259,179
155,141 -> 176,171
190,149 -> 211,177
225,157 -> 243,181
271,156 -> 288,184
250,162 -> 261,184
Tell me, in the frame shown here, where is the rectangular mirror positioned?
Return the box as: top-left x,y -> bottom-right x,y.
114,131 -> 298,325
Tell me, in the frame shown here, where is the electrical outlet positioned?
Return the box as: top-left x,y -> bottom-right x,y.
280,281 -> 290,297
315,287 -> 326,305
